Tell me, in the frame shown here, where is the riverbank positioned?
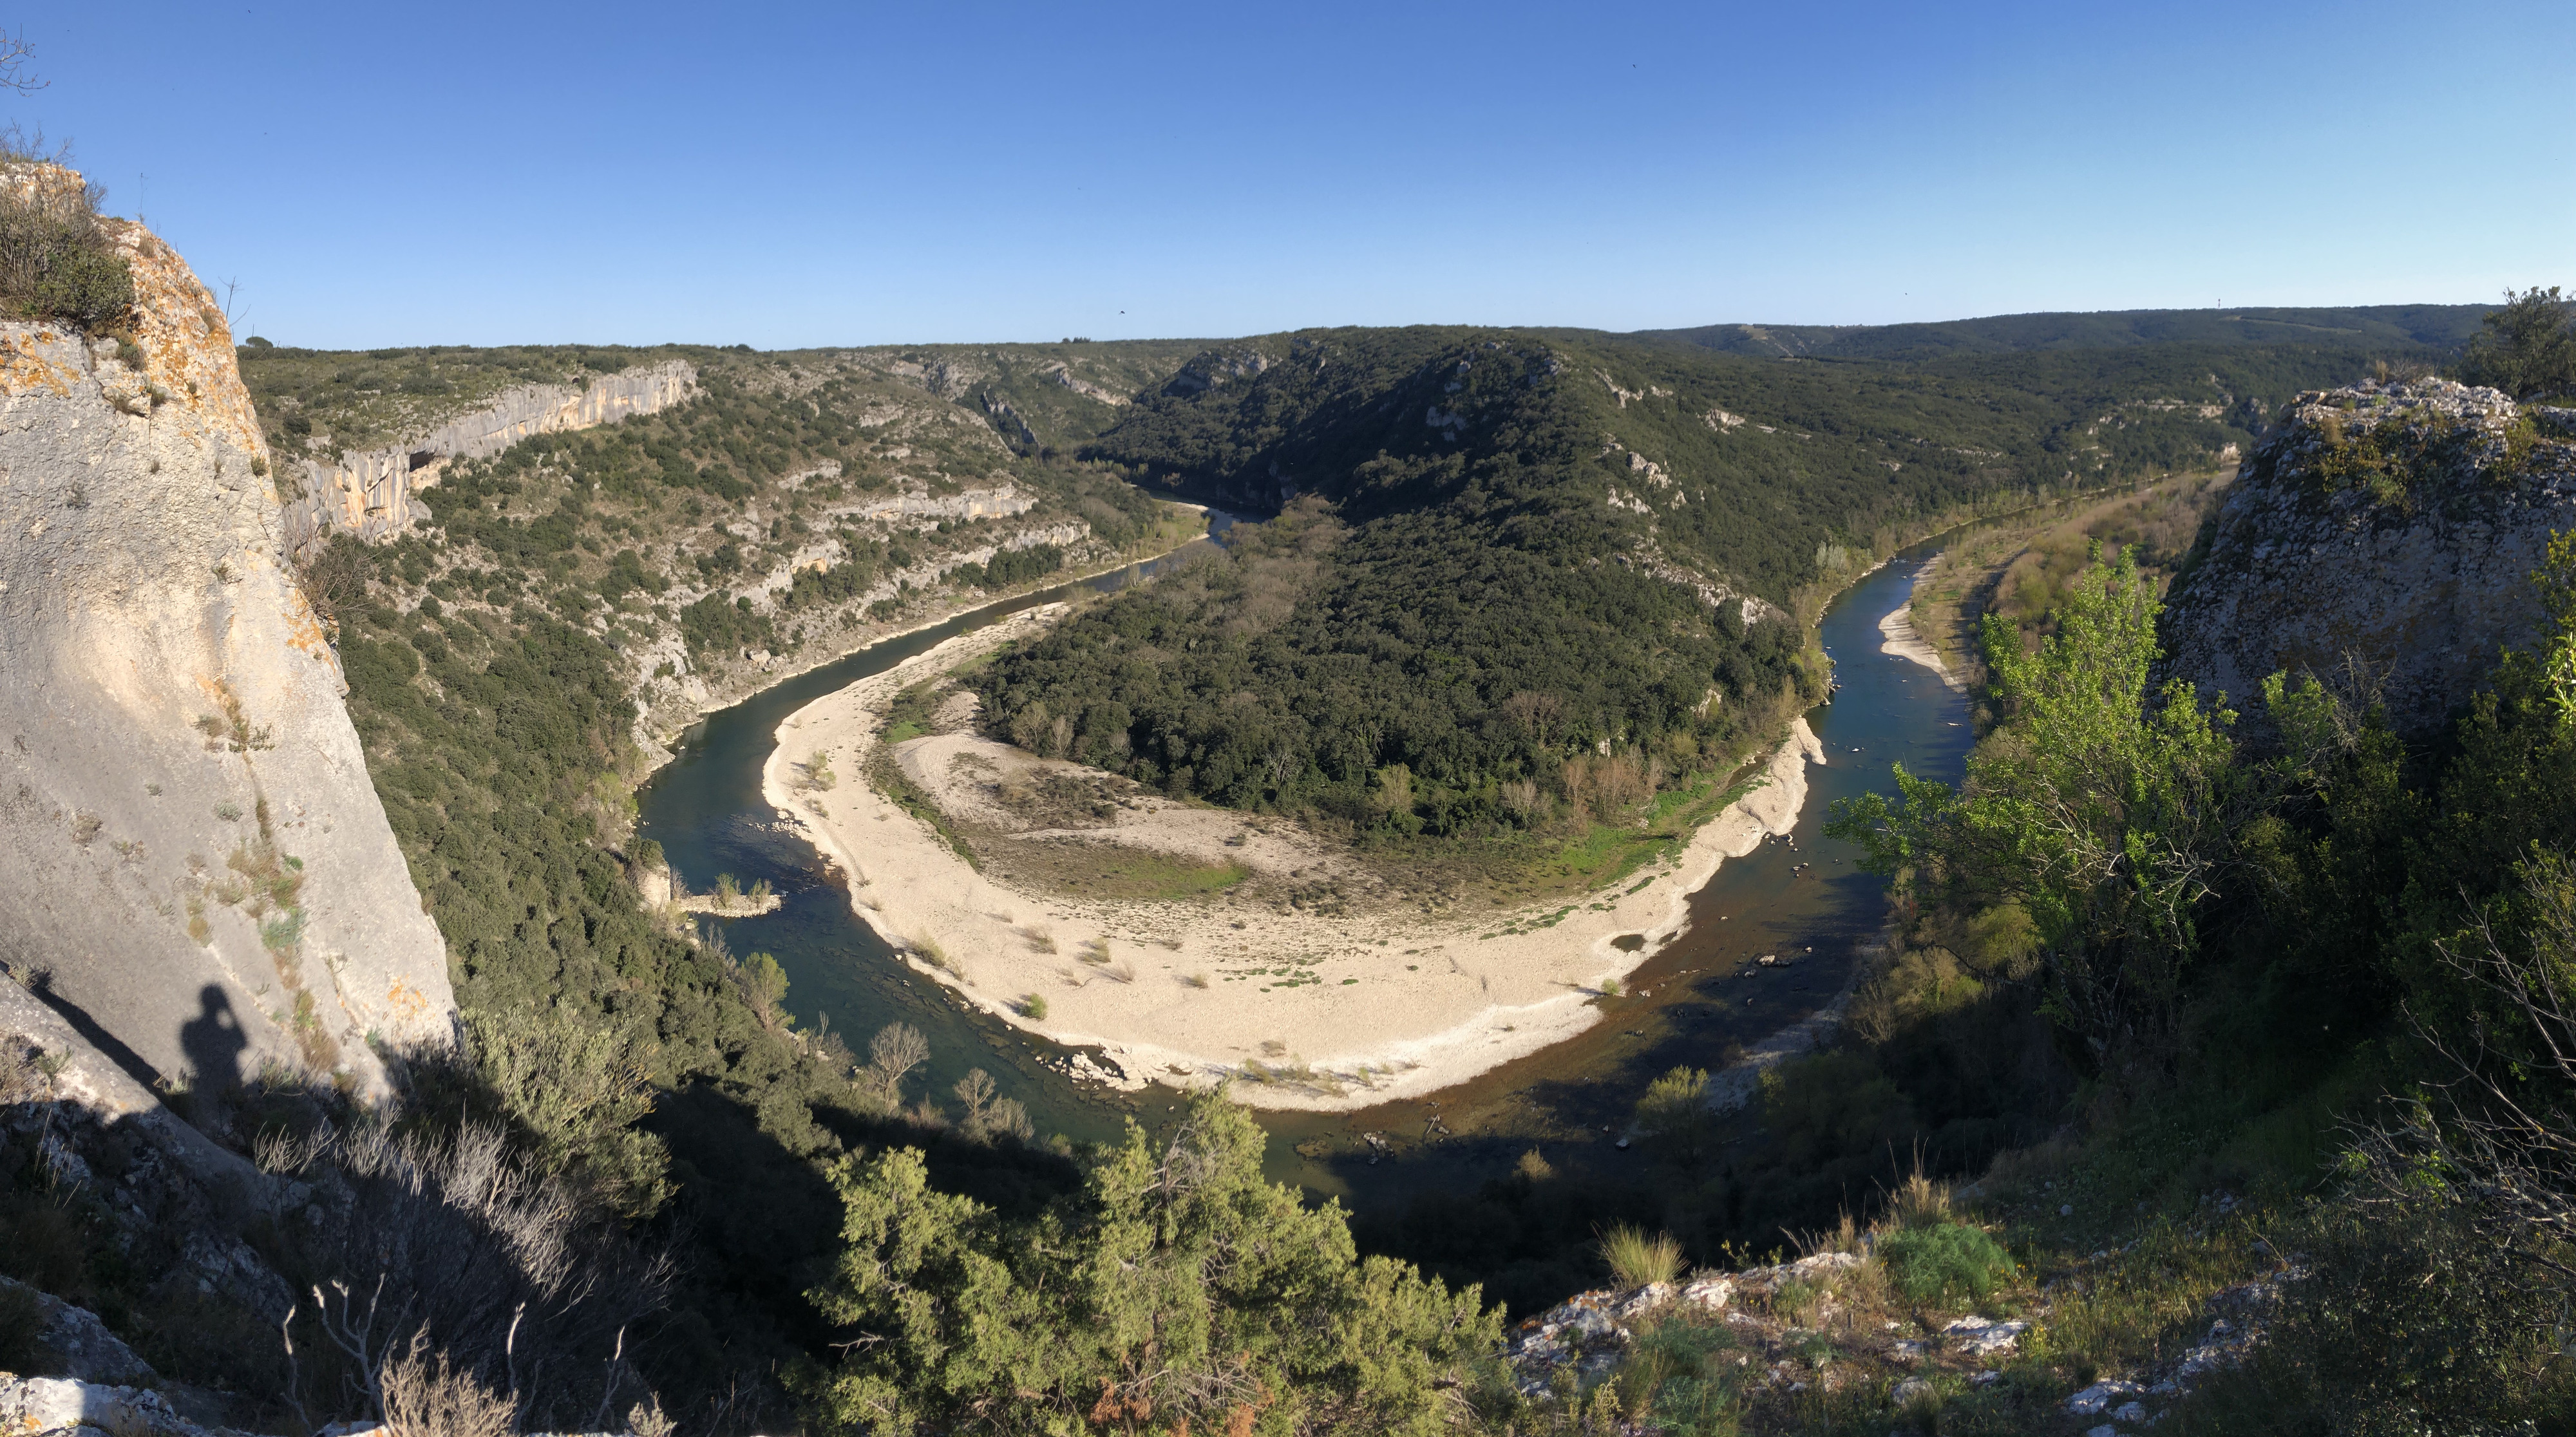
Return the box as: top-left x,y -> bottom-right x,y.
630,502 -> 1219,781
1879,564 -> 1964,690
761,610 -> 1826,1113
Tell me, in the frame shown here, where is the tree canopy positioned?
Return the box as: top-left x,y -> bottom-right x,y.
805,1087 -> 1499,1435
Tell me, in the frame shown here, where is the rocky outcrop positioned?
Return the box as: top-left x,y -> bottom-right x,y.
0,1376 -> 216,1437
281,360 -> 696,548
0,181 -> 456,1102
2161,379 -> 2576,735
0,1275 -> 156,1386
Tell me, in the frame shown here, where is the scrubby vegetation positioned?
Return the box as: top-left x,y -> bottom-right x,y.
15,309 -> 2549,1432
0,150 -> 130,330
803,1089 -> 1496,1434
1799,526 -> 2576,1428
2456,285 -> 2575,400
295,325 -> 2468,1431
974,324 -> 2416,852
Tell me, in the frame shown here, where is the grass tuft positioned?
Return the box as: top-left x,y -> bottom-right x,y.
1601,1224 -> 1683,1289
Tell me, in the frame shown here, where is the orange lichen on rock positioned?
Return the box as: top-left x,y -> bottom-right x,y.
384,975 -> 431,1026
0,328 -> 79,397
96,214 -> 269,464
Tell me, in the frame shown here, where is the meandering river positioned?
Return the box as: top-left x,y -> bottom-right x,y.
634,517 -> 1973,1208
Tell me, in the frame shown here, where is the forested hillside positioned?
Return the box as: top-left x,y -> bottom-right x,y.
184,312 -> 2513,1431
971,324 -> 2416,840
236,339 -> 1209,1423
1629,301 -> 2488,362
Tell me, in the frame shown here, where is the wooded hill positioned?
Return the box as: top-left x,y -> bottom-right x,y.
971,321 -> 2436,838
223,312 -> 2477,1425
1625,302 -> 2490,362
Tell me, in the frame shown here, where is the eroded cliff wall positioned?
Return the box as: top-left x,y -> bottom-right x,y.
0,191 -> 456,1100
281,359 -> 696,547
2161,379 -> 2576,735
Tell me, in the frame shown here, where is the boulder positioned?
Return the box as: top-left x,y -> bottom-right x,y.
0,1275 -> 155,1385
2161,379 -> 2576,738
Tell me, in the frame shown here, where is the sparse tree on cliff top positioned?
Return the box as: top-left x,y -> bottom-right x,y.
2458,286 -> 2576,400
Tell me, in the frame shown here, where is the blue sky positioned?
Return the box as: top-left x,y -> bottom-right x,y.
21,1 -> 2573,348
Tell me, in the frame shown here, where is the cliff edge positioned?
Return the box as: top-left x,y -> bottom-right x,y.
0,180 -> 455,1102
2162,378 -> 2576,735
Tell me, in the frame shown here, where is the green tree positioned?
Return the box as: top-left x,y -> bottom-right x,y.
804,1086 -> 1499,1434
1828,545 -> 2244,1067
741,950 -> 790,1017
1633,1065 -> 1713,1162
2457,286 -> 2576,400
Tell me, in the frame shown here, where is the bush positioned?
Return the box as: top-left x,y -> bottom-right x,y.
2456,285 -> 2576,400
1877,1221 -> 2014,1304
0,1278 -> 41,1373
806,1087 -> 1495,1429
1634,1065 -> 1712,1160
0,160 -> 133,330
1019,992 -> 1047,1020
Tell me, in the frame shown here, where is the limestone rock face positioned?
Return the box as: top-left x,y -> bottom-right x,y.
281,359 -> 697,547
0,193 -> 455,1100
2161,379 -> 2576,736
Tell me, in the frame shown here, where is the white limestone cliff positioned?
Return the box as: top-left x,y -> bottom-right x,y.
0,181 -> 457,1102
280,359 -> 697,547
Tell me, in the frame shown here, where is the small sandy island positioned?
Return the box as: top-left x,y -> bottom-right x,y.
762,606 -> 1824,1111
1879,567 -> 1963,690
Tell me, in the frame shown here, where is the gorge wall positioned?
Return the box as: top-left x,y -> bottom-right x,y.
281,359 -> 696,548
0,187 -> 456,1102
2162,379 -> 2576,735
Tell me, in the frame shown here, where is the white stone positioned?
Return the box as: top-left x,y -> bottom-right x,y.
1942,1315 -> 2028,1355
2067,1378 -> 2145,1415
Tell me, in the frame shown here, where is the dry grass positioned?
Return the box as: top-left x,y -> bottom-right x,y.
1602,1225 -> 1684,1288
379,1332 -> 515,1437
1888,1152 -> 1956,1229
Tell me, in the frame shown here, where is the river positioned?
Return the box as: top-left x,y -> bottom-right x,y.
633,518 -> 1973,1212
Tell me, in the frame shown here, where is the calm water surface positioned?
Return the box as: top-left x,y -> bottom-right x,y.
634,518 -> 1978,1199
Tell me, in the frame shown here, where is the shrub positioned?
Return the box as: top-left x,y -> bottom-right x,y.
0,159 -> 133,330
1636,1065 -> 1712,1159
1601,1224 -> 1683,1288
378,1335 -> 516,1437
2456,285 -> 2576,400
0,1278 -> 41,1372
1019,992 -> 1047,1020
1618,1319 -> 1741,1434
1877,1221 -> 2013,1304
806,1087 -> 1495,1429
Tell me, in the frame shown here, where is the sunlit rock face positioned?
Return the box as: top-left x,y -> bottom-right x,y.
0,176 -> 455,1102
2161,379 -> 2576,736
281,359 -> 698,546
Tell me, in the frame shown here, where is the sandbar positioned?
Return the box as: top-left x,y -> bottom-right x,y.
761,606 -> 1824,1111
1879,567 -> 1963,690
